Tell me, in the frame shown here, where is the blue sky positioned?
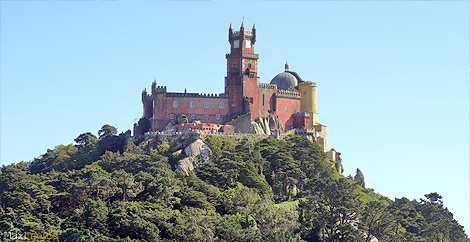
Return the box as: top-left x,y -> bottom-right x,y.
1,1 -> 469,234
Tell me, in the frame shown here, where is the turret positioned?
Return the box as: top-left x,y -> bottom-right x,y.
141,88 -> 148,101
252,23 -> 256,44
228,23 -> 233,42
299,81 -> 318,126
151,79 -> 157,95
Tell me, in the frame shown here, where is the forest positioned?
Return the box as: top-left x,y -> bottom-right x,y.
0,124 -> 468,241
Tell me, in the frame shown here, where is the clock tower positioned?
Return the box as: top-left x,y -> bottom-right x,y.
225,22 -> 259,115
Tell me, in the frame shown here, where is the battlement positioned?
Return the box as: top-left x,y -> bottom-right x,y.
165,92 -> 229,98
293,112 -> 310,117
142,94 -> 152,102
226,52 -> 259,59
276,89 -> 301,99
294,128 -> 316,136
152,86 -> 167,94
259,83 -> 277,89
232,31 -> 253,37
299,81 -> 317,87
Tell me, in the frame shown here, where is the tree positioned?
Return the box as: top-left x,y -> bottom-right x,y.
299,178 -> 363,242
74,132 -> 97,148
360,201 -> 395,242
98,124 -> 117,138
137,117 -> 151,136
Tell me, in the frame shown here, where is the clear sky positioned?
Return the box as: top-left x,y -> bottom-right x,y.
1,1 -> 469,234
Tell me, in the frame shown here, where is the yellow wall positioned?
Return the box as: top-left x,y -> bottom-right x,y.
299,82 -> 318,127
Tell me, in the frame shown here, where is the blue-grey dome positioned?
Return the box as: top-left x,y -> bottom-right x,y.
270,72 -> 298,90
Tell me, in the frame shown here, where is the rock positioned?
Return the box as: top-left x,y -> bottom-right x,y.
354,168 -> 365,188
227,113 -> 252,133
251,113 -> 284,134
176,139 -> 212,175
184,139 -> 211,162
251,121 -> 265,134
164,121 -> 177,133
177,157 -> 197,175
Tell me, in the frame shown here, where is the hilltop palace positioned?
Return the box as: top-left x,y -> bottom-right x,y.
134,22 -> 340,161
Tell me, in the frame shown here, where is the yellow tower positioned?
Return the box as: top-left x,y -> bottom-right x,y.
299,81 -> 318,127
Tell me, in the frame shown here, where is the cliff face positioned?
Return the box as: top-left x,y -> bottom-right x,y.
251,113 -> 284,135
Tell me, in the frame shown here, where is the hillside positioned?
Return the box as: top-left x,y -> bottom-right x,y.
0,124 -> 468,241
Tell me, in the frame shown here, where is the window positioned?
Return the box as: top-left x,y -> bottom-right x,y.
170,114 -> 174,119
232,63 -> 237,68
216,114 -> 221,120
219,102 -> 224,109
248,63 -> 252,68
189,101 -> 194,108
303,105 -> 307,109
191,114 -> 196,120
304,91 -> 307,95
262,94 -> 265,106
204,102 -> 209,108
285,106 -> 288,112
204,114 -> 209,120
173,101 -> 178,108
249,97 -> 253,104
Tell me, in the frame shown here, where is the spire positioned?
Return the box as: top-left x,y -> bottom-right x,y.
241,17 -> 245,29
252,23 -> 256,29
285,61 -> 289,72
229,23 -> 233,30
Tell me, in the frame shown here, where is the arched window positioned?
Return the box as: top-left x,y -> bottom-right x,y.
219,102 -> 224,109
189,101 -> 194,108
169,114 -> 174,119
173,101 -> 178,108
204,102 -> 209,108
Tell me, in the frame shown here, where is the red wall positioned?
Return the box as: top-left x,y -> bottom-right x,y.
255,87 -> 276,117
154,95 -> 230,131
275,97 -> 300,130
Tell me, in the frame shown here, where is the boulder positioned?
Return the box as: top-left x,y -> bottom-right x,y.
176,139 -> 212,175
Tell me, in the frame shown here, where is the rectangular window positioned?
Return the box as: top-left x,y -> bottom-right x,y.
250,97 -> 253,104
262,94 -> 265,106
191,114 -> 196,120
216,114 -> 221,120
170,114 -> 174,119
204,102 -> 209,108
204,114 -> 209,120
189,101 -> 194,108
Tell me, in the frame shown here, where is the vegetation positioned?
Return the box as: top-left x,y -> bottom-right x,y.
0,124 -> 468,241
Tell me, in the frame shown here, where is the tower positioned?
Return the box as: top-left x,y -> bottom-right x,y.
225,22 -> 259,115
299,81 -> 318,126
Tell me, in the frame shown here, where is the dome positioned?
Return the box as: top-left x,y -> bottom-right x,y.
270,72 -> 298,90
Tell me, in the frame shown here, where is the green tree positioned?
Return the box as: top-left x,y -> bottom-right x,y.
299,177 -> 363,242
98,124 -> 117,138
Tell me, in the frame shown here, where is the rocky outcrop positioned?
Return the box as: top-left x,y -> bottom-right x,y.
251,113 -> 284,135
226,113 -> 252,133
176,139 -> 211,175
354,168 -> 365,188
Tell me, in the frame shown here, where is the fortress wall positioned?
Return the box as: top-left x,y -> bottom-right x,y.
154,95 -> 230,131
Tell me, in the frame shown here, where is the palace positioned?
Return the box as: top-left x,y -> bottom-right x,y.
135,22 -> 333,155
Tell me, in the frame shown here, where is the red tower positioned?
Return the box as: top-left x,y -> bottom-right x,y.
225,22 -> 259,115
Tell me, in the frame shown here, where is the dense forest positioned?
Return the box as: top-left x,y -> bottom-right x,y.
0,124 -> 468,241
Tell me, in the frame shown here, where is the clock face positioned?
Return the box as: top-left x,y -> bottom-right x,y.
245,40 -> 251,48
234,40 -> 240,48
